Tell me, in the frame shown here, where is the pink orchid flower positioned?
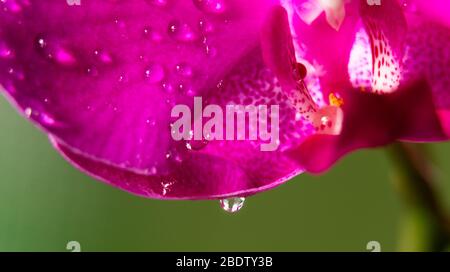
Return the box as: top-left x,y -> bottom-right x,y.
0,0 -> 448,202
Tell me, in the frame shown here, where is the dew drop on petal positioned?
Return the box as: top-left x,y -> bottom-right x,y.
150,166 -> 158,175
193,0 -> 227,14
24,107 -> 32,118
185,138 -> 208,150
161,80 -> 175,92
0,41 -> 13,58
145,63 -> 165,83
39,112 -> 56,127
94,49 -> 113,64
205,44 -> 217,58
3,0 -> 24,13
147,0 -> 168,7
35,36 -> 76,66
220,197 -> 245,213
86,66 -> 99,77
198,19 -> 215,34
168,20 -> 199,42
175,63 -> 194,78
54,47 -> 77,66
143,27 -> 163,42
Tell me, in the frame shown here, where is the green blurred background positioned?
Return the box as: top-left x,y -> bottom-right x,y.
1,96 -> 449,252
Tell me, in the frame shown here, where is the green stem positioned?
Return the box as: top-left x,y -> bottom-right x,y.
388,143 -> 450,251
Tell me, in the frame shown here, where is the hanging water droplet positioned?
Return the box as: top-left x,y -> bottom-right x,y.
220,197 -> 245,213
24,107 -> 33,118
168,20 -> 199,42
193,0 -> 227,15
145,63 -> 165,83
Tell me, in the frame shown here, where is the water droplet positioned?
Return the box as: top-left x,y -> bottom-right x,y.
205,44 -> 217,57
165,150 -> 183,163
293,62 -> 307,80
39,112 -> 56,126
175,63 -> 194,78
220,197 -> 245,213
35,36 -> 76,66
161,180 -> 175,196
118,74 -> 128,83
143,27 -> 163,42
148,0 -> 168,7
3,0 -> 24,13
86,66 -> 99,77
0,41 -> 13,58
146,118 -> 156,126
24,107 -> 33,118
168,20 -> 199,42
54,47 -> 77,66
202,37 -> 217,57
193,0 -> 227,14
198,19 -> 215,34
114,18 -> 126,29
145,63 -> 165,83
179,83 -> 195,96
185,138 -> 208,150
401,0 -> 417,13
94,49 -> 113,64
7,67 -> 24,80
36,37 -> 46,49
161,81 -> 175,93
185,130 -> 209,150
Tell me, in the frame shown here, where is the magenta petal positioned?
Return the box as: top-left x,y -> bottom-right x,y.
289,79 -> 447,173
260,6 -> 297,87
54,139 -> 300,200
291,1 -> 360,92
0,0 -> 275,169
437,110 -> 450,137
0,1 -> 313,199
409,0 -> 450,28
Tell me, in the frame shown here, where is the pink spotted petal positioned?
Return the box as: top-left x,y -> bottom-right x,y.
290,79 -> 447,173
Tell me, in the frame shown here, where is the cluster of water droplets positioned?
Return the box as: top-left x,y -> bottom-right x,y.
1,0 -> 251,213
